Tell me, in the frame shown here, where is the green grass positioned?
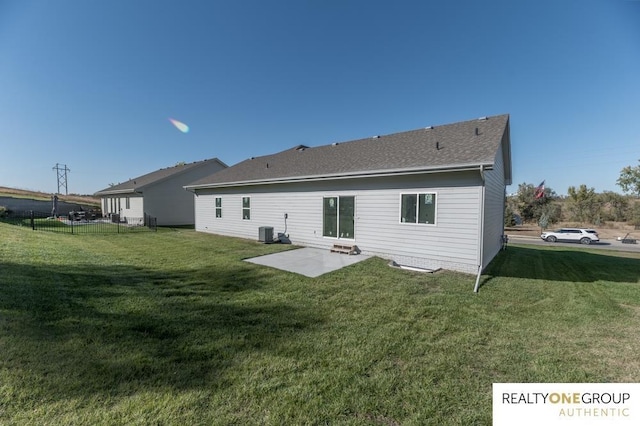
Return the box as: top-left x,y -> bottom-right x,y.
1,224 -> 639,425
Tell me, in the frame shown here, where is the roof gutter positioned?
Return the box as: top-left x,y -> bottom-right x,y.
94,188 -> 140,196
185,162 -> 494,190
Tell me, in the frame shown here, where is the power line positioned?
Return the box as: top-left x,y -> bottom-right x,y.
52,163 -> 70,195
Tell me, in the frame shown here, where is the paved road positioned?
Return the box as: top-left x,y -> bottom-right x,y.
508,235 -> 640,253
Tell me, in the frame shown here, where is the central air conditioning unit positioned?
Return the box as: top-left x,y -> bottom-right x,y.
258,226 -> 274,243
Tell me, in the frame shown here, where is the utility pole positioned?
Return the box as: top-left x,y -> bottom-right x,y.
53,163 -> 70,195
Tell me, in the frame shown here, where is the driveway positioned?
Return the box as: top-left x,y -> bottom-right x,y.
244,247 -> 371,277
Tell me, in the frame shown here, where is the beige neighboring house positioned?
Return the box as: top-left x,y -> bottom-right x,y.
185,115 -> 511,276
95,158 -> 227,226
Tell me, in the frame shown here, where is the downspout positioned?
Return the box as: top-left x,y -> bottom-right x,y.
473,165 -> 486,293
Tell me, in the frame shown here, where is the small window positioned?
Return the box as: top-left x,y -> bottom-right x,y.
242,197 -> 250,220
215,197 -> 222,218
125,197 -> 130,209
400,194 -> 417,223
400,193 -> 437,225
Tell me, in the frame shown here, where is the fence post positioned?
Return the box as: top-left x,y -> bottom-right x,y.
30,210 -> 35,230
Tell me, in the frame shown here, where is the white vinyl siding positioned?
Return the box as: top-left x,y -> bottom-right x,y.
122,196 -> 144,218
481,142 -> 507,269
136,159 -> 226,226
195,172 -> 483,273
103,195 -> 143,218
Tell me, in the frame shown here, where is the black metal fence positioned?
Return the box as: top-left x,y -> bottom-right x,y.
0,210 -> 157,234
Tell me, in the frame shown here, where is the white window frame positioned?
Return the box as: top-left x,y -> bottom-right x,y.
215,197 -> 222,218
399,192 -> 437,226
242,196 -> 251,220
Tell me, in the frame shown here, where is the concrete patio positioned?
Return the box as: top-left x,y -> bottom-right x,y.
244,247 -> 371,278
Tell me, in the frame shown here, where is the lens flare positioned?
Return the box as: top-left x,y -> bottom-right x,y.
168,118 -> 189,133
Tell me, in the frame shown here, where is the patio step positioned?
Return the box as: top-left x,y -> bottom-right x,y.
331,244 -> 359,255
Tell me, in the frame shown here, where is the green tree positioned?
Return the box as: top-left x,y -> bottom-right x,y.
504,202 -> 516,227
566,184 -> 599,223
629,200 -> 640,226
617,160 -> 640,197
599,191 -> 629,222
540,202 -> 562,227
514,182 -> 557,223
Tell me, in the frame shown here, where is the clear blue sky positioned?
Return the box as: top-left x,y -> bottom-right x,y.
1,0 -> 639,195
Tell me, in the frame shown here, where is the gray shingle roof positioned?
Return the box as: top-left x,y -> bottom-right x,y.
95,158 -> 227,196
187,114 -> 510,188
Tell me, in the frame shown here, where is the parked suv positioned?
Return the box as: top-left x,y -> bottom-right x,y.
540,228 -> 599,245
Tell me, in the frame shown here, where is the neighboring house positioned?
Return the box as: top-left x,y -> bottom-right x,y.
185,115 -> 511,275
95,158 -> 227,226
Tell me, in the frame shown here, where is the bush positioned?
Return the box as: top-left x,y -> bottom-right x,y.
630,202 -> 640,226
504,204 -> 516,227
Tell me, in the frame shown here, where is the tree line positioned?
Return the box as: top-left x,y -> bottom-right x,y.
505,160 -> 640,227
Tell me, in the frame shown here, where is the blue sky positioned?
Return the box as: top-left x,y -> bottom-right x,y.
1,0 -> 639,195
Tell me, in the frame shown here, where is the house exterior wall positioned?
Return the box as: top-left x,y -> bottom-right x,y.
481,142 -> 507,269
194,171 -> 486,273
101,195 -> 144,218
143,182 -> 193,226
139,161 -> 227,226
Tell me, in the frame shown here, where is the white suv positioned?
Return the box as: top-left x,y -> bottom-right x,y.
541,228 -> 599,245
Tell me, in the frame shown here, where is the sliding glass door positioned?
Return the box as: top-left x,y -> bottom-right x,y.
323,196 -> 355,239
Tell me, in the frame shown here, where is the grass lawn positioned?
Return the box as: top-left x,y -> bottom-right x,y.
1,224 -> 639,425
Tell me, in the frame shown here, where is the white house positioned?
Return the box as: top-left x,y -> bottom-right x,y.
95,158 -> 227,226
185,115 -> 511,277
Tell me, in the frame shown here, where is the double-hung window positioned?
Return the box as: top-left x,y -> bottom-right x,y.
215,197 -> 222,218
400,193 -> 437,225
242,197 -> 251,220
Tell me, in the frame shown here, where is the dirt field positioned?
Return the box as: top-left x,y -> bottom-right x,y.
506,222 -> 639,240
